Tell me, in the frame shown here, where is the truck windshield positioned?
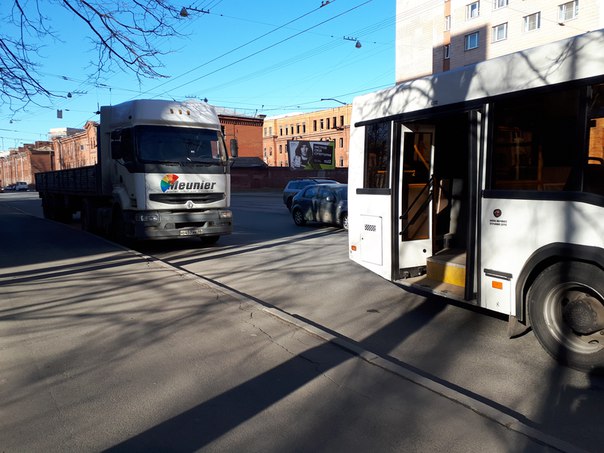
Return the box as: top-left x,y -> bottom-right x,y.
134,125 -> 227,164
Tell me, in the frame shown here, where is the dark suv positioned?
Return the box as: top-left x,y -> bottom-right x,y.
282,178 -> 339,211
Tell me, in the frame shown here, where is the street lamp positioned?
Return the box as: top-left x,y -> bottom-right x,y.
343,36 -> 362,48
180,6 -> 210,17
321,98 -> 347,105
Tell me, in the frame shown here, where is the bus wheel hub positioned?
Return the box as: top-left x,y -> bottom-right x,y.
562,294 -> 604,335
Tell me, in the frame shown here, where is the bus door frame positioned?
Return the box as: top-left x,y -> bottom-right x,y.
391,122 -> 436,279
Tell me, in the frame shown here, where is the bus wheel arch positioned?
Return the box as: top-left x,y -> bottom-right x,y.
527,260 -> 604,373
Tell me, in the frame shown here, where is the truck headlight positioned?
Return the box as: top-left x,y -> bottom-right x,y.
135,212 -> 160,224
218,210 -> 232,220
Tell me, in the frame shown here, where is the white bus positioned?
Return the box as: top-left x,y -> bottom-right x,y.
348,29 -> 604,372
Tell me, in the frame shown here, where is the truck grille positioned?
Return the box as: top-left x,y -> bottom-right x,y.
149,193 -> 225,204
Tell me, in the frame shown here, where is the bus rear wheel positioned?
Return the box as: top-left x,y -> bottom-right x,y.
528,261 -> 604,373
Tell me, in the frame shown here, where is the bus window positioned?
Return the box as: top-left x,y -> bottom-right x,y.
490,88 -> 580,192
364,122 -> 391,189
586,83 -> 604,195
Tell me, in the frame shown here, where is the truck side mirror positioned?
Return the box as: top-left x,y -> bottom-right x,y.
230,138 -> 239,158
111,141 -> 122,160
111,130 -> 123,159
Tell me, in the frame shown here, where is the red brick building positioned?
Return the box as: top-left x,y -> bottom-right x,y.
0,142 -> 53,189
218,112 -> 264,159
52,121 -> 98,169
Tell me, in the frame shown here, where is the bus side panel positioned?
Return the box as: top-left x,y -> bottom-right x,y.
349,197 -> 393,280
480,197 -> 604,315
348,123 -> 394,281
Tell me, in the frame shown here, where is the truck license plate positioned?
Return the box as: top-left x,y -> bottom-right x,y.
179,228 -> 204,236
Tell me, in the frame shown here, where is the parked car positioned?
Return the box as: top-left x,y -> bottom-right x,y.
282,178 -> 339,210
291,183 -> 348,229
15,182 -> 28,191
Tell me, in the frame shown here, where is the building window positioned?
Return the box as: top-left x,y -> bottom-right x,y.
327,118 -> 331,129
303,123 -> 306,133
269,127 -> 272,136
493,0 -> 508,9
444,15 -> 451,31
279,144 -> 282,154
296,124 -> 300,134
339,138 -> 344,148
492,23 -> 507,42
559,1 -> 578,22
444,44 -> 450,59
464,31 -> 479,50
320,119 -> 324,130
285,127 -> 288,135
524,12 -> 541,32
340,115 -> 344,126
279,128 -> 283,136
263,127 -> 267,136
340,157 -> 344,167
466,1 -> 480,19
313,120 -> 317,132
332,116 -> 337,129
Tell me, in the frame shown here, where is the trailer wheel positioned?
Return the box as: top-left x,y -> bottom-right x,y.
81,200 -> 97,233
528,261 -> 604,372
41,197 -> 54,220
45,195 -> 71,223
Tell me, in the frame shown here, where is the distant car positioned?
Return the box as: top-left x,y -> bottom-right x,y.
291,183 -> 348,229
282,178 -> 339,210
15,182 -> 28,191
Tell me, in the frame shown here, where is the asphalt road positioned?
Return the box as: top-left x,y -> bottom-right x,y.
3,190 -> 604,452
144,192 -> 604,453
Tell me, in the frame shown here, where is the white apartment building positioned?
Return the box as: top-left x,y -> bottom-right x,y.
396,0 -> 604,82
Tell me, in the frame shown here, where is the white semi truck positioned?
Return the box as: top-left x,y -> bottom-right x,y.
36,99 -> 234,243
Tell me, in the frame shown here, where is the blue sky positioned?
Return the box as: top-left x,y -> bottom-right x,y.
0,0 -> 395,150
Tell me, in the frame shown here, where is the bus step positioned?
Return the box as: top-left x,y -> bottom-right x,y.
426,250 -> 466,287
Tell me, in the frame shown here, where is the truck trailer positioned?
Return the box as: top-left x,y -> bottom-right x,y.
36,99 -> 234,243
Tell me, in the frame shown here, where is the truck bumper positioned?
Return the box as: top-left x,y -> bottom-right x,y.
129,209 -> 233,240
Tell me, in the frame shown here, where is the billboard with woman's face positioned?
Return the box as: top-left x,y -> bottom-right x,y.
288,140 -> 335,170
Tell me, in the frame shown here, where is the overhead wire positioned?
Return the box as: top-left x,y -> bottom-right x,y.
2,0 -> 456,146
141,0 -> 355,99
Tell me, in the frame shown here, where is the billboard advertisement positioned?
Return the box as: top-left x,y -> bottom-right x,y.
288,140 -> 335,170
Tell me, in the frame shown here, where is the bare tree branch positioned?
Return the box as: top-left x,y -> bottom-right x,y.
0,0 -> 185,112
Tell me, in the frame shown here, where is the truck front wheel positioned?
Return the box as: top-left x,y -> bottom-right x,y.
528,261 -> 604,373
111,207 -> 128,244
200,235 -> 219,245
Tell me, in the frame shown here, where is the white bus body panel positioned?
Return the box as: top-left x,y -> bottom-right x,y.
352,30 -> 604,124
349,29 -> 604,290
348,110 -> 392,280
480,198 -> 604,315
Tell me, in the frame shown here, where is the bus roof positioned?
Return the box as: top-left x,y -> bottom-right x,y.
353,28 -> 604,124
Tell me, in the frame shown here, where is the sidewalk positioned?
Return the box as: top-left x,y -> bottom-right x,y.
0,203 -> 573,452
